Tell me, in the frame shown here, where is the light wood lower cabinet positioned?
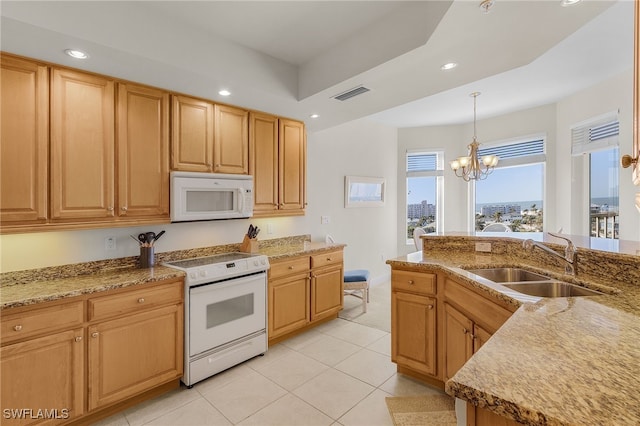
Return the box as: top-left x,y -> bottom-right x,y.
391,270 -> 437,377
268,249 -> 343,343
0,279 -> 184,425
1,328 -> 85,425
88,304 -> 183,410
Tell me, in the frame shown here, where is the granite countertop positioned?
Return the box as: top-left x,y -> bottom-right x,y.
387,240 -> 640,425
0,235 -> 345,310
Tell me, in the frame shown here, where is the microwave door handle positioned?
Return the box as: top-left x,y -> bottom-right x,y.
237,188 -> 244,212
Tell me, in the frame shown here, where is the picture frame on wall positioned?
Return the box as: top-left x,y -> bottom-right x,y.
345,176 -> 385,208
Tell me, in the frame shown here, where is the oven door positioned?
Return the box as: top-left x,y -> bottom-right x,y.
189,272 -> 266,357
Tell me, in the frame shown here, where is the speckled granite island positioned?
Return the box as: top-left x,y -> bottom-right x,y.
387,234 -> 640,425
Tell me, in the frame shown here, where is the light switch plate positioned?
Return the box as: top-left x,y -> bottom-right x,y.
475,242 -> 491,253
321,215 -> 330,224
105,236 -> 116,251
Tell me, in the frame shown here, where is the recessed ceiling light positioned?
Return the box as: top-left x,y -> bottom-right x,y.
310,114 -> 319,119
561,0 -> 582,6
65,49 -> 88,59
218,90 -> 231,96
441,62 -> 458,71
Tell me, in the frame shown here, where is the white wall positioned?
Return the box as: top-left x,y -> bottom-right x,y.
306,118 -> 398,283
0,118 -> 398,283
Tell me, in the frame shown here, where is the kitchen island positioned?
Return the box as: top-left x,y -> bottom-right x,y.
387,234 -> 640,425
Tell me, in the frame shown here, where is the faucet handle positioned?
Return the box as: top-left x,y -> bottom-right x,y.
547,232 -> 575,249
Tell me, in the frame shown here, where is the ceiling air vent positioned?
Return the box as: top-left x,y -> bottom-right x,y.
332,85 -> 370,101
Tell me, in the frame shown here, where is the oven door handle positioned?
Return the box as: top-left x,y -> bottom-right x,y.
189,273 -> 265,295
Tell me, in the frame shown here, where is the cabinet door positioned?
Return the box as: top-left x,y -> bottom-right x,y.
214,104 -> 248,174
116,83 -> 170,219
0,55 -> 48,225
443,303 -> 474,381
473,323 -> 492,354
87,304 -> 183,410
250,112 -> 279,214
278,119 -> 306,212
310,266 -> 343,322
268,273 -> 310,339
1,329 -> 85,424
391,291 -> 437,376
51,68 -> 115,220
171,95 -> 214,172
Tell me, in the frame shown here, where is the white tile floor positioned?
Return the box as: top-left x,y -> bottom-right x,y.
95,318 -> 446,426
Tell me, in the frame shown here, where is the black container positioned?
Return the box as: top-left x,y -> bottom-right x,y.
139,246 -> 155,268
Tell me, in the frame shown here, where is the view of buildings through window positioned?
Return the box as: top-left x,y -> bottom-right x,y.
474,163 -> 544,232
590,147 -> 619,239
406,152 -> 442,241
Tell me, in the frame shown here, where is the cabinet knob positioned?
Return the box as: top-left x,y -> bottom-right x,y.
326,257 -> 332,261
621,154 -> 638,168
91,332 -> 99,338
138,298 -> 145,303
427,304 -> 434,310
107,206 -> 114,212
75,336 -> 83,342
13,325 -> 22,331
462,328 -> 469,334
121,206 -> 128,212
288,266 -> 294,270
407,280 -> 414,285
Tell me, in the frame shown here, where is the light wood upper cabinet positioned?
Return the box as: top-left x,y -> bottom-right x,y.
250,112 -> 279,214
214,104 -> 249,174
0,55 -> 49,225
251,114 -> 306,217
279,119 -> 306,212
117,83 -> 170,219
51,68 -> 115,221
171,95 -> 214,172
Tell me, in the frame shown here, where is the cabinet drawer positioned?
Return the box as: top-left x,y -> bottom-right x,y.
1,300 -> 84,344
310,250 -> 343,269
88,281 -> 183,321
392,270 -> 436,295
269,256 -> 310,279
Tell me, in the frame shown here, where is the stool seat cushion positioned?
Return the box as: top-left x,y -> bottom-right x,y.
344,269 -> 370,282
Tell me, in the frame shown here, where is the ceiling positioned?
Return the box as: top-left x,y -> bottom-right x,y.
0,1 -> 633,133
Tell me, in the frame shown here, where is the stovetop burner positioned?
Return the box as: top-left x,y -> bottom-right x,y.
165,252 -> 255,269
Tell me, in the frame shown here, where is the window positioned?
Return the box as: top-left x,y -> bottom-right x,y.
572,115 -> 619,239
406,151 -> 443,242
474,138 -> 546,232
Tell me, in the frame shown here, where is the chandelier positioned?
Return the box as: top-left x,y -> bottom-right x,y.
450,92 -> 499,181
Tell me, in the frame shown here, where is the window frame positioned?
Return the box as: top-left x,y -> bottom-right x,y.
406,150 -> 444,245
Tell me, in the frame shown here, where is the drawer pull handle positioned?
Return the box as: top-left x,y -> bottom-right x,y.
13,325 -> 22,331
288,266 -> 294,270
91,332 -> 99,338
407,280 -> 414,285
138,298 -> 145,303
326,257 -> 332,261
75,336 -> 82,342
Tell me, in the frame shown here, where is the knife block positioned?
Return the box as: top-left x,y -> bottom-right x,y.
240,235 -> 259,253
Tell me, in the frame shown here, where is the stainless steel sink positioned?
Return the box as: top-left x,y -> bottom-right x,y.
465,268 -> 550,283
502,282 -> 604,297
464,267 -> 605,298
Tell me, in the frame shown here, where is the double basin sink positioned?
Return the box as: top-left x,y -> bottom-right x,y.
464,267 -> 604,298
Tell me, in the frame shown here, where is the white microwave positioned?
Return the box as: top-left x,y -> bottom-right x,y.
170,172 -> 254,222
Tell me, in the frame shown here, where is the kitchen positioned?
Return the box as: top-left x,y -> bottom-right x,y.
2,1 -> 640,425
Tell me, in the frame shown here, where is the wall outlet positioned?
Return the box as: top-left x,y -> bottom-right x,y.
475,242 -> 492,253
105,236 -> 116,251
321,215 -> 330,224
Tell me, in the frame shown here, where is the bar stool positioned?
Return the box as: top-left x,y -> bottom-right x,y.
343,269 -> 370,313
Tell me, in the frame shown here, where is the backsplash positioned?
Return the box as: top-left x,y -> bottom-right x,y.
422,235 -> 640,286
1,235 -> 311,286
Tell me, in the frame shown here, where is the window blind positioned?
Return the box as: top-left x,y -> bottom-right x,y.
478,138 -> 546,168
407,152 -> 443,177
571,116 -> 619,156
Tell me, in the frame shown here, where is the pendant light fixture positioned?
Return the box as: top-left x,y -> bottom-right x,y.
450,92 -> 499,181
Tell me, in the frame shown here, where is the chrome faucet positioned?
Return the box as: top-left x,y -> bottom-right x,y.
522,232 -> 578,276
